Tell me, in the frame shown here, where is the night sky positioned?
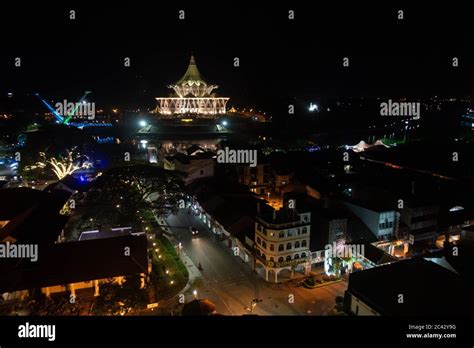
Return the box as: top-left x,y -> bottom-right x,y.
1,2 -> 474,113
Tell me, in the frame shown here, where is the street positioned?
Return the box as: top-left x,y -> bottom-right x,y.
164,210 -> 347,315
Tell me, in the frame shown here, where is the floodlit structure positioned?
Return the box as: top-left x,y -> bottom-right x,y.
154,55 -> 229,118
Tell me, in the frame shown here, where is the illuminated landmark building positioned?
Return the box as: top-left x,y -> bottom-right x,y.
154,55 -> 229,118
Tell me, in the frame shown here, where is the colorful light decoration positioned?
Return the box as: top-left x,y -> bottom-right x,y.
47,150 -> 93,180
35,91 -> 92,125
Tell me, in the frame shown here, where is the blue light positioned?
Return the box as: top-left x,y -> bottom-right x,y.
79,176 -> 86,182
35,93 -> 64,123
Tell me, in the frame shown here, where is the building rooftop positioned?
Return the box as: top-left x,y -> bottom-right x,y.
343,198 -> 396,213
257,203 -> 309,226
350,239 -> 399,265
346,257 -> 470,316
0,187 -> 71,244
0,187 -> 45,220
174,55 -> 209,86
0,234 -> 148,293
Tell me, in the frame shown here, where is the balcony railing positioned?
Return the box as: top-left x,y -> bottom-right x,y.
255,254 -> 309,268
256,216 -> 309,229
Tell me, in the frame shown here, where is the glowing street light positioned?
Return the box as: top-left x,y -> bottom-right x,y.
139,120 -> 148,127
193,290 -> 198,299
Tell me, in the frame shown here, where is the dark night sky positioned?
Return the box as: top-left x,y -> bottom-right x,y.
1,2 -> 474,113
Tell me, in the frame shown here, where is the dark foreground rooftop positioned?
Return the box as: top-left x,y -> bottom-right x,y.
346,257 -> 471,316
0,234 -> 148,293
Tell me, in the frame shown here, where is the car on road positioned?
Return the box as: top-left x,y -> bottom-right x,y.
189,226 -> 199,235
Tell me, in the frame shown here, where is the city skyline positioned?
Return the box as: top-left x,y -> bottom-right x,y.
0,2 -> 472,346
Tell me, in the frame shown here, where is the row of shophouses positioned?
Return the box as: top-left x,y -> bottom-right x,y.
189,193 -> 397,283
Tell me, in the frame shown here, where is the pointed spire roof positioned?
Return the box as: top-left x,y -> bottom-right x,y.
175,54 -> 208,85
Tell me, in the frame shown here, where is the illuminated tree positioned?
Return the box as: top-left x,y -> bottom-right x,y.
49,157 -> 80,179
47,149 -> 92,180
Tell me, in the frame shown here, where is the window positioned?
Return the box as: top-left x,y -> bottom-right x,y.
278,244 -> 284,251
294,254 -> 300,259
286,255 -> 292,261
270,244 -> 274,251
261,253 -> 266,260
256,237 -> 261,245
287,229 -> 293,237
262,241 -> 266,249
270,257 -> 274,262
278,257 -> 284,263
262,228 -> 267,236
302,240 -> 307,247
286,243 -> 292,250
200,170 -> 204,175
279,231 -> 285,238
296,228 -> 300,235
295,241 -> 300,248
301,252 -> 306,258
302,227 -> 307,234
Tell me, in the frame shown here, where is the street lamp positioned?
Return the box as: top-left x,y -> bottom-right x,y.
139,120 -> 148,127
193,290 -> 198,299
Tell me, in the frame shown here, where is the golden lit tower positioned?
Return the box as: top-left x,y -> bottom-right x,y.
154,55 -> 229,118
